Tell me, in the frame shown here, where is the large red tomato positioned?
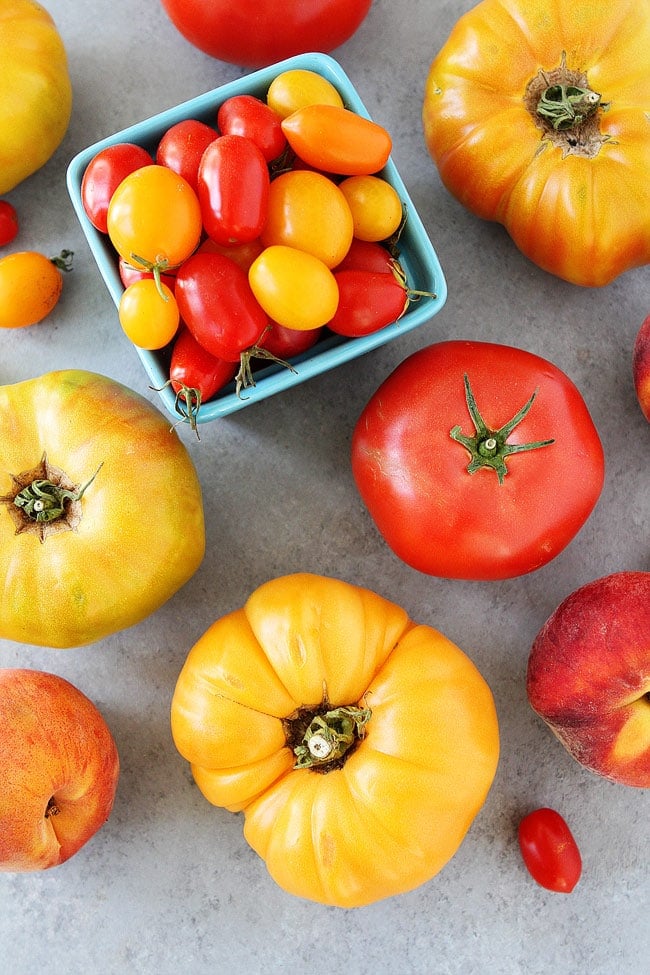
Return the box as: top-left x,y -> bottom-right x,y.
158,0 -> 374,67
351,341 -> 605,580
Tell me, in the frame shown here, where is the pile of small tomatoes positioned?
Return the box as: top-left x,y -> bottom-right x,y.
81,68 -> 420,414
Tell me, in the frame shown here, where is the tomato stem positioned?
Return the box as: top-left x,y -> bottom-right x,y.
235,344 -> 297,400
12,463 -> 103,523
129,253 -> 171,299
450,375 -> 554,484
537,81 -> 601,131
292,705 -> 371,770
50,249 -> 74,272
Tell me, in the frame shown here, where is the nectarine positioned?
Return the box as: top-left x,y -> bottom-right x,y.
0,669 -> 120,871
527,572 -> 650,788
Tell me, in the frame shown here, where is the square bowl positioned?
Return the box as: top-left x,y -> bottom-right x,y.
66,52 -> 447,424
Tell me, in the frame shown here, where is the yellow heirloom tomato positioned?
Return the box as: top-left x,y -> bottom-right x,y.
0,370 -> 205,648
422,0 -> 650,287
0,0 -> 72,194
171,574 -> 500,908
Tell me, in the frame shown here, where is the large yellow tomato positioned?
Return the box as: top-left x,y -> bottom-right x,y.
171,574 -> 500,908
0,370 -> 205,648
422,0 -> 650,287
0,0 -> 72,194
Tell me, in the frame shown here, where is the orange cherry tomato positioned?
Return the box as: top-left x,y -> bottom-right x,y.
261,170 -> 354,268
0,250 -> 71,328
281,105 -> 392,176
338,175 -> 403,242
107,164 -> 202,270
249,245 -> 339,331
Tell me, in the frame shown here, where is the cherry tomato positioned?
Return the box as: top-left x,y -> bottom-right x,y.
335,238 -> 398,273
518,808 -> 582,893
0,249 -> 72,328
328,268 -> 409,337
281,105 -> 392,176
107,164 -> 202,270
81,142 -> 154,233
170,326 -> 237,404
338,175 -> 403,242
157,0 -> 373,68
259,321 -> 323,359
261,170 -> 354,269
217,95 -> 286,163
0,201 -> 19,246
248,245 -> 339,331
175,251 -> 268,361
118,278 -> 180,350
266,69 -> 344,119
155,119 -> 217,192
118,256 -> 177,292
198,135 -> 270,246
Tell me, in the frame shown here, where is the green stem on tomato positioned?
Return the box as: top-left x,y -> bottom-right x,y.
450,374 -> 554,484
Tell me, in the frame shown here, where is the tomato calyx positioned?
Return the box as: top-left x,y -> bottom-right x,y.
285,702 -> 372,772
526,53 -> 608,157
1,454 -> 102,541
129,252 -> 173,298
50,249 -> 74,273
235,342 -> 297,400
389,258 -> 437,307
450,375 -> 554,484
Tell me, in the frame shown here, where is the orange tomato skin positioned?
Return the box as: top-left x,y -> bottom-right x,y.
0,251 -> 63,328
422,0 -> 650,286
281,104 -> 392,176
171,573 -> 499,908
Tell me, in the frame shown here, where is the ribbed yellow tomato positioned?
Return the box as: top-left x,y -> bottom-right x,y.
0,370 -> 205,648
171,574 -> 500,908
0,1 -> 72,193
422,0 -> 650,286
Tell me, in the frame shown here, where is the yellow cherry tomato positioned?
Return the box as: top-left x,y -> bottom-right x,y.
0,250 -> 71,328
118,279 -> 180,349
266,69 -> 344,119
107,164 -> 202,270
248,245 -> 339,331
338,175 -> 404,242
261,170 -> 354,268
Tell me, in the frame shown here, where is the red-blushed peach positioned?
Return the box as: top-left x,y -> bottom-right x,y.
0,669 -> 120,871
632,313 -> 650,423
526,572 -> 650,788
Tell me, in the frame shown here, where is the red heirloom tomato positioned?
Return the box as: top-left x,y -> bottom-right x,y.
81,143 -> 154,233
518,808 -> 582,893
158,0 -> 373,68
217,95 -> 286,163
198,135 -> 270,246
155,119 -> 217,192
351,340 -> 605,580
175,251 -> 268,362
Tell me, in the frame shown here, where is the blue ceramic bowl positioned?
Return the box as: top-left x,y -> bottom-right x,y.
67,53 -> 447,423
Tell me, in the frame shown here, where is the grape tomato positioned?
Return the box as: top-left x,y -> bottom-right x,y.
266,68 -> 345,118
81,142 -> 154,233
217,95 -> 286,163
156,119 -> 217,192
261,170 -> 354,268
249,245 -> 339,331
518,808 -> 583,893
